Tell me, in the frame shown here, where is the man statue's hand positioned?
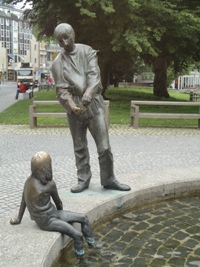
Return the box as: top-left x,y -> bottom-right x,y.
82,93 -> 92,106
72,106 -> 87,115
10,218 -> 21,225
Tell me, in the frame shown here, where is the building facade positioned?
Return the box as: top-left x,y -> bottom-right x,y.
0,1 -> 39,81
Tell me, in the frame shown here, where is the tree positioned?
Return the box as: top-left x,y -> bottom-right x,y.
136,0 -> 200,97
103,0 -> 200,97
4,0 -> 200,98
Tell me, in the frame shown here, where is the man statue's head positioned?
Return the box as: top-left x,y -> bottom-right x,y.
54,23 -> 75,52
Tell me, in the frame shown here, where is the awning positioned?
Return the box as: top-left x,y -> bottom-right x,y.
8,55 -> 14,61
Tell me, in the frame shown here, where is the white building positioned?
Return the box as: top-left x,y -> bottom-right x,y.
171,70 -> 200,90
0,1 -> 39,81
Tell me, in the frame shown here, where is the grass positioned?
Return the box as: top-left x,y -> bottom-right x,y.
0,87 -> 199,128
106,87 -> 199,127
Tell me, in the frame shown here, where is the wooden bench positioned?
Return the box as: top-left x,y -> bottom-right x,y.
29,100 -> 110,128
130,100 -> 200,128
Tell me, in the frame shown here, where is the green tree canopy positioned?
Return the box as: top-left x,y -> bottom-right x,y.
4,0 -> 200,97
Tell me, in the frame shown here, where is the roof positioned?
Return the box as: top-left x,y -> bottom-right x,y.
0,10 -> 8,17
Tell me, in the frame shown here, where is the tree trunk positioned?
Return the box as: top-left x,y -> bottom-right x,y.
153,55 -> 170,98
100,61 -> 110,99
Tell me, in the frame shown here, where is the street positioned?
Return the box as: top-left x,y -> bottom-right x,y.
0,81 -> 18,112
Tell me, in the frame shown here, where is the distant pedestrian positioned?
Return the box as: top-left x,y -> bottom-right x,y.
48,77 -> 53,83
48,77 -> 53,89
15,81 -> 26,99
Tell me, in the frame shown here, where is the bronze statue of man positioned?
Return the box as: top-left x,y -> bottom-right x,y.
52,23 -> 131,193
10,151 -> 95,256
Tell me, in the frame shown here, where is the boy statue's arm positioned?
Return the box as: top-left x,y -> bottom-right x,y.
51,181 -> 63,210
10,191 -> 26,225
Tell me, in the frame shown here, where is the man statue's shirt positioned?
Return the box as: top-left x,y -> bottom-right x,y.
52,44 -> 104,118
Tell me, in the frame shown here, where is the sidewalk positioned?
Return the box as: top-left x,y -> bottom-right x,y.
0,82 -> 38,112
0,124 -> 200,267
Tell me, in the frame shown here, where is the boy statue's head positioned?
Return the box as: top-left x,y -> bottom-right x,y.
31,151 -> 52,184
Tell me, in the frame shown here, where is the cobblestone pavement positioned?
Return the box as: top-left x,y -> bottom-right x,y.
54,197 -> 200,267
1,124 -> 200,267
1,124 -> 200,218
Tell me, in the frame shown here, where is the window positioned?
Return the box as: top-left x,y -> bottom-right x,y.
17,70 -> 33,76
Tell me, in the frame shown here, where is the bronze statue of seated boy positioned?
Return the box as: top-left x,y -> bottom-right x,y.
10,151 -> 95,256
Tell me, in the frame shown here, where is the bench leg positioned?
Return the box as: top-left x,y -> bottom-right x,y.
130,116 -> 134,127
130,105 -> 139,128
133,112 -> 139,128
29,105 -> 37,128
130,104 -> 134,126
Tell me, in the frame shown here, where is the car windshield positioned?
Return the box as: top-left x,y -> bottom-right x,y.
18,70 -> 33,76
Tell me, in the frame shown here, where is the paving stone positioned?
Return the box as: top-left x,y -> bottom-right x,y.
55,197 -> 200,267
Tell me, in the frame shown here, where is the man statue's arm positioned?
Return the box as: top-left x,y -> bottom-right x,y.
52,57 -> 78,113
10,191 -> 26,225
82,49 -> 102,106
57,88 -> 77,113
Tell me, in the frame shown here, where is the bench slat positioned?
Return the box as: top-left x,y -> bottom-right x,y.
33,101 -> 60,105
131,101 -> 200,106
33,113 -> 66,117
136,113 -> 200,119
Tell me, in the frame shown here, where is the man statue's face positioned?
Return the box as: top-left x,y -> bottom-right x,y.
57,30 -> 75,52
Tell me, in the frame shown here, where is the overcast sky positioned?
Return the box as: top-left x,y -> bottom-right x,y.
15,1 -> 32,9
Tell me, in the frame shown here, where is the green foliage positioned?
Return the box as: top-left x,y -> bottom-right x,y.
3,0 -> 200,97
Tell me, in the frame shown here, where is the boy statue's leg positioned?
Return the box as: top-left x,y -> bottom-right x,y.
46,218 -> 85,256
57,210 -> 95,250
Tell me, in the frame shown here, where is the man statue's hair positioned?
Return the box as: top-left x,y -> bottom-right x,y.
54,23 -> 75,39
